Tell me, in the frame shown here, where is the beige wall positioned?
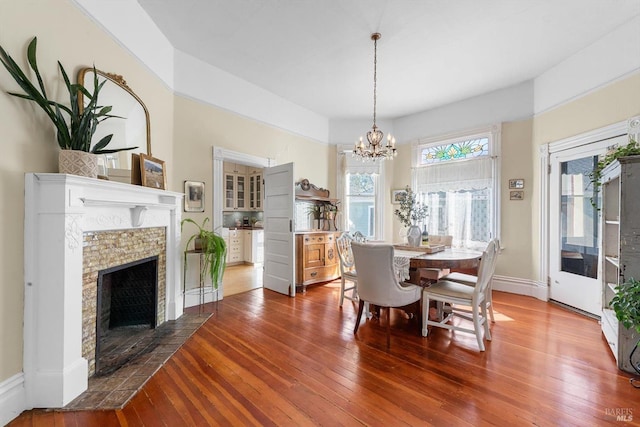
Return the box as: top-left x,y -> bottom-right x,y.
0,0 -> 168,382
172,95 -> 336,232
530,74 -> 640,280
390,121 -> 536,279
1,0 -> 639,396
0,0 -> 333,385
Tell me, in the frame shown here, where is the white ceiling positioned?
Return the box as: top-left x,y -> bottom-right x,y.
137,0 -> 640,121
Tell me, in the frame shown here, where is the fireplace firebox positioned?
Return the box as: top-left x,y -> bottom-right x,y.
95,256 -> 159,375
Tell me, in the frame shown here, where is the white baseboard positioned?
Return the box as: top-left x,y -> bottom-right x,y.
492,274 -> 548,301
0,373 -> 27,426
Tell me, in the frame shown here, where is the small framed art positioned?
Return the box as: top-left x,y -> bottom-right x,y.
509,178 -> 525,189
139,154 -> 167,190
510,190 -> 524,200
184,180 -> 205,212
391,189 -> 406,204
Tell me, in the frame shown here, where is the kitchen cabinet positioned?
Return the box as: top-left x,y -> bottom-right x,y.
224,163 -> 247,210
249,172 -> 263,210
295,232 -> 339,292
227,229 -> 244,265
599,155 -> 640,374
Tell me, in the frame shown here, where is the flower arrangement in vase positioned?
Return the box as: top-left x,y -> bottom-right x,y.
393,185 -> 428,247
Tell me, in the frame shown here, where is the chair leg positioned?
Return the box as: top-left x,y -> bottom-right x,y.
386,307 -> 391,348
354,300 -> 365,334
339,277 -> 346,306
487,287 -> 495,323
422,296 -> 429,337
482,302 -> 492,341
473,303 -> 485,351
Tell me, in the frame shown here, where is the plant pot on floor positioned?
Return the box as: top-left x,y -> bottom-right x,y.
59,150 -> 98,178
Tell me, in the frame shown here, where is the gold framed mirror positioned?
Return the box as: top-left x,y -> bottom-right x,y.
77,68 -> 151,181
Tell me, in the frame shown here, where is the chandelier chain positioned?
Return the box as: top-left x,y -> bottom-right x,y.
353,32 -> 396,161
372,35 -> 377,128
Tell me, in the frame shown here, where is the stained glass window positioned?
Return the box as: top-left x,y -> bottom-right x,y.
419,137 -> 489,165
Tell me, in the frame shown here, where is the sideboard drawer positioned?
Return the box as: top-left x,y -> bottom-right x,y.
303,265 -> 337,283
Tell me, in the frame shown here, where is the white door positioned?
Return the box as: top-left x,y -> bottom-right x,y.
263,162 -> 295,296
549,135 -> 625,315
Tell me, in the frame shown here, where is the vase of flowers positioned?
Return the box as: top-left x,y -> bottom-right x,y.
394,185 -> 428,247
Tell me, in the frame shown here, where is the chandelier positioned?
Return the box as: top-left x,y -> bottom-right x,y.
353,33 -> 397,161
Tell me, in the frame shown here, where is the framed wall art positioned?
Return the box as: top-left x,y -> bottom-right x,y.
391,189 -> 406,204
139,154 -> 166,190
184,180 -> 205,212
509,178 -> 525,189
510,190 -> 524,200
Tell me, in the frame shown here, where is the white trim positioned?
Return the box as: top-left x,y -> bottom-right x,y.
538,144 -> 550,293
493,275 -> 548,301
211,147 -> 273,294
0,373 -> 26,426
547,121 -> 628,154
540,119 -> 632,296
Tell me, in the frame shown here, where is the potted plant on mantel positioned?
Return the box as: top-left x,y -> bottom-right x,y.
181,217 -> 227,290
611,278 -> 640,384
393,185 -> 428,247
0,37 -> 136,178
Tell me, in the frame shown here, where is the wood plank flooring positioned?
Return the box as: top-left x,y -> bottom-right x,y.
10,285 -> 640,426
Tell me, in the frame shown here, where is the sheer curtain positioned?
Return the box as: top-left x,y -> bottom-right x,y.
415,149 -> 495,250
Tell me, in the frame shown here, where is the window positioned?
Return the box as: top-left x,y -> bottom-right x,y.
337,149 -> 385,240
345,174 -> 377,238
414,128 -> 499,249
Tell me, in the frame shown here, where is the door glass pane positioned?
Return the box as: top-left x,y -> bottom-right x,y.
560,156 -> 599,278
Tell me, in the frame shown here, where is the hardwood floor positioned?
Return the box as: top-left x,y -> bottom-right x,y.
10,286 -> 640,426
222,264 -> 263,297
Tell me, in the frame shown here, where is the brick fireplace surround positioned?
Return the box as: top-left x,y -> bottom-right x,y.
23,174 -> 184,409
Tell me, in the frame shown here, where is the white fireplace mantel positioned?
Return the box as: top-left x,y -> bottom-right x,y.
23,173 -> 184,408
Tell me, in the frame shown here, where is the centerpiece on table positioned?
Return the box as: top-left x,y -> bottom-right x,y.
0,37 -> 136,178
393,185 -> 428,247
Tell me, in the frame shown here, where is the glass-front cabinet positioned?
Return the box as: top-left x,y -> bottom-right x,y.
249,172 -> 262,210
224,163 -> 247,210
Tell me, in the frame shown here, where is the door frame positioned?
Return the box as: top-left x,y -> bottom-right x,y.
212,147 -> 274,297
539,120 -> 629,302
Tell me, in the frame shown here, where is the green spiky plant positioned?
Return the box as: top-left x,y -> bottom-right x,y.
181,217 -> 227,289
0,37 -> 134,154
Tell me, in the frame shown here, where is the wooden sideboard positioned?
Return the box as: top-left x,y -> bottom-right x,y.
295,232 -> 340,292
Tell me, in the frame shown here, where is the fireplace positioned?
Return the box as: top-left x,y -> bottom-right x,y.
24,173 -> 184,408
95,256 -> 158,375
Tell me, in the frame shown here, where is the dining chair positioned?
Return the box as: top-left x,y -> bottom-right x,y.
440,239 -> 500,322
336,232 -> 358,306
351,242 -> 422,348
421,239 -> 499,351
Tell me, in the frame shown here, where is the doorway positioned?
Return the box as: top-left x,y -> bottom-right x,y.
212,147 -> 273,298
548,134 -> 626,316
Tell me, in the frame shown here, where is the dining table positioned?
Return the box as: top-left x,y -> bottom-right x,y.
393,247 -> 483,286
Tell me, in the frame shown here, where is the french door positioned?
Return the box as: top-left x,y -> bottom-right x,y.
549,136 -> 624,315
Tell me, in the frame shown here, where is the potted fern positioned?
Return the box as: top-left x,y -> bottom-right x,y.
181,217 -> 227,290
0,37 -> 135,178
611,278 -> 640,379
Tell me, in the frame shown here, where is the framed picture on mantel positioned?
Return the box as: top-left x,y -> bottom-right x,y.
140,154 -> 167,190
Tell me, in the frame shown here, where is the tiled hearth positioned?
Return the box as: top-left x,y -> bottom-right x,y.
64,313 -> 209,410
23,174 -> 184,409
